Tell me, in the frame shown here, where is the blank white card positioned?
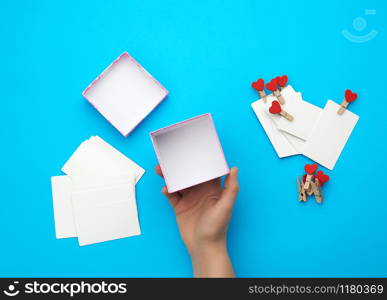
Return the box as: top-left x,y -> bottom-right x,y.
302,100 -> 359,170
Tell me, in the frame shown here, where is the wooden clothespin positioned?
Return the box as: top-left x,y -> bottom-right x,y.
266,78 -> 285,104
251,79 -> 267,103
269,100 -> 293,121
337,89 -> 357,115
276,75 -> 288,91
303,163 -> 318,190
297,177 -> 307,202
312,179 -> 323,203
314,170 -> 329,203
302,174 -> 314,196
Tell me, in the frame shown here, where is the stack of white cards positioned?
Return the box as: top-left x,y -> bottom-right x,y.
251,86 -> 359,170
51,136 -> 145,246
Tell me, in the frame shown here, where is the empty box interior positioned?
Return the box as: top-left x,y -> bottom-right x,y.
151,114 -> 229,193
83,52 -> 168,136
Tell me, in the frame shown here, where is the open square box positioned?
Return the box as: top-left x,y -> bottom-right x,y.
82,52 -> 168,136
151,113 -> 229,193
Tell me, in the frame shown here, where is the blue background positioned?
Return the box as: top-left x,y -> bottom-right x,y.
0,0 -> 386,277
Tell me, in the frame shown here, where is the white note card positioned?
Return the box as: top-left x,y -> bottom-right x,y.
51,176 -> 77,239
302,100 -> 359,170
71,175 -> 140,246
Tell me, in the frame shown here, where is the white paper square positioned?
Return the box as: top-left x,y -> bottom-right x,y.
51,176 -> 76,239
302,100 -> 359,170
62,136 -> 144,182
151,114 -> 229,193
83,52 -> 168,136
71,176 -> 140,246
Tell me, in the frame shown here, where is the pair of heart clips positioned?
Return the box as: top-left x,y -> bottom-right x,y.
297,164 -> 330,204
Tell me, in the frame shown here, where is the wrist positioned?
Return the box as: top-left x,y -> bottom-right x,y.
189,239 -> 227,262
189,240 -> 234,277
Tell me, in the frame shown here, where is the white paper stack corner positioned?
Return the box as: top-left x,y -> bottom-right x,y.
51,136 -> 145,246
251,85 -> 359,170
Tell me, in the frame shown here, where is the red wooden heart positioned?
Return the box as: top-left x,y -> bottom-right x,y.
304,163 -> 318,175
269,101 -> 281,114
251,78 -> 264,91
345,89 -> 357,103
315,170 -> 329,186
265,79 -> 278,91
277,75 -> 288,87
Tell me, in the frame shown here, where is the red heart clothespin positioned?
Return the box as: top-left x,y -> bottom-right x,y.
277,75 -> 288,89
266,78 -> 285,104
269,101 -> 293,121
345,89 -> 358,102
303,163 -> 318,190
251,78 -> 267,103
252,78 -> 264,91
337,89 -> 358,115
265,79 -> 277,92
304,164 -> 318,175
315,170 -> 330,186
269,100 -> 281,114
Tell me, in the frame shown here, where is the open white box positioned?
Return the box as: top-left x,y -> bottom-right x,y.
151,113 -> 229,193
83,52 -> 168,136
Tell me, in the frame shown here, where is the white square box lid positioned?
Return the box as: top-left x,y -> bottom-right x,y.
83,52 -> 168,136
151,113 -> 229,193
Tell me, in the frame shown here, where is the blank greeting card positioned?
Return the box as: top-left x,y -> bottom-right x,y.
83,52 -> 168,136
302,100 -> 359,170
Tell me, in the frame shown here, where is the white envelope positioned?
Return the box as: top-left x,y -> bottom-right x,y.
51,176 -> 77,239
302,100 -> 359,170
274,95 -> 323,141
62,136 -> 144,182
71,175 -> 140,246
265,89 -> 307,152
251,85 -> 301,157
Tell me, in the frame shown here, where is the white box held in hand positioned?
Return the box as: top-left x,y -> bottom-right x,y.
83,52 -> 168,136
150,113 -> 229,193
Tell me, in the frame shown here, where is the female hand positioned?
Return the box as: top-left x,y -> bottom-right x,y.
155,165 -> 239,277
